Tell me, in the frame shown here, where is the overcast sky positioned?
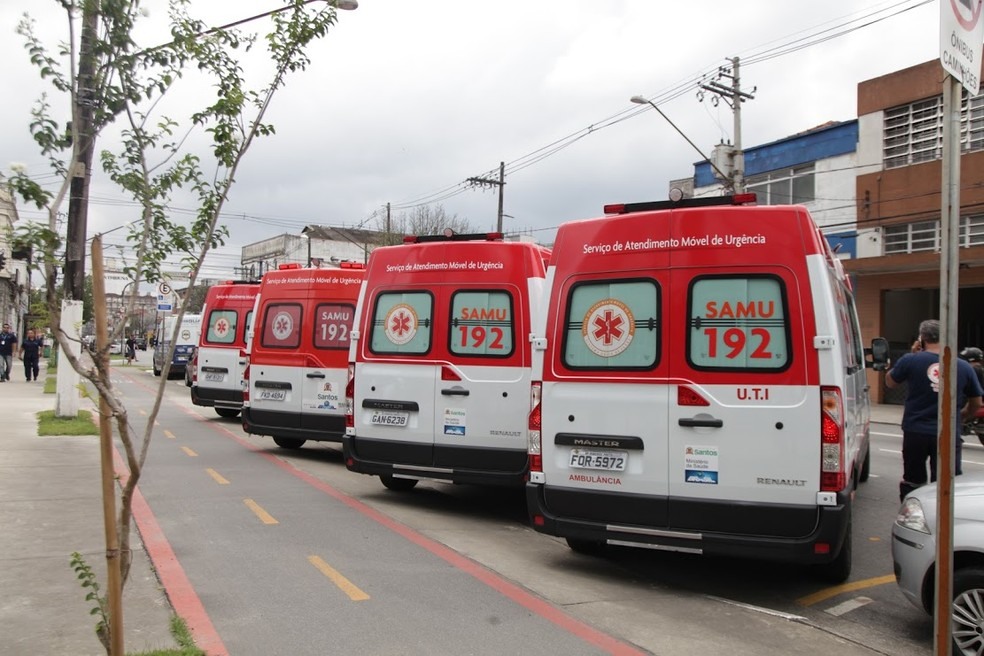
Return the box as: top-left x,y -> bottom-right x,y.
2,0 -> 942,278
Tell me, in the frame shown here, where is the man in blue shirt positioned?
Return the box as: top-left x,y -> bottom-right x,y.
886,319 -> 984,501
0,322 -> 17,382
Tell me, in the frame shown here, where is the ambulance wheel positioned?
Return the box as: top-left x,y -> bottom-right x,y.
214,408 -> 240,419
272,437 -> 305,449
153,363 -> 161,376
380,475 -> 418,491
859,444 -> 871,483
565,538 -> 607,557
816,513 -> 852,583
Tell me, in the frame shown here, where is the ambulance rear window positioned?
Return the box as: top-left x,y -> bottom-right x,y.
449,291 -> 514,357
687,276 -> 790,371
313,303 -> 355,349
562,279 -> 660,369
205,309 -> 238,345
260,303 -> 302,349
370,291 -> 433,355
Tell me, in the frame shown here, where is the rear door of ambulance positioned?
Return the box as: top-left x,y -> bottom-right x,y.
539,215 -> 673,522
249,280 -> 307,432
355,284 -> 439,466
431,277 -> 533,472
297,292 -> 357,436
198,287 -> 256,403
664,207 -> 821,537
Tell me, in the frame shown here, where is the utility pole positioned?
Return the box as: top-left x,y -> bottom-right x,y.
467,161 -> 505,232
699,57 -> 755,193
65,2 -> 100,301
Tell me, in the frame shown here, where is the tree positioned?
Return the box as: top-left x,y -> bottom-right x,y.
7,1 -> 350,653
380,204 -> 475,241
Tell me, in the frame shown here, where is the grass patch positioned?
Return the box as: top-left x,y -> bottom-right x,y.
128,615 -> 204,656
37,409 -> 98,436
43,376 -> 56,394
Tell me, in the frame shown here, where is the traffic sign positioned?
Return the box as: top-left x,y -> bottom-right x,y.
157,303 -> 173,312
941,0 -> 984,95
157,281 -> 172,296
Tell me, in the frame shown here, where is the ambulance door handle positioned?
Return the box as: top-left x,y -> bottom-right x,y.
678,417 -> 723,428
306,372 -> 326,379
441,388 -> 470,397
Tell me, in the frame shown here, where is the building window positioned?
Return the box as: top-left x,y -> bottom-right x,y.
883,92 -> 984,168
883,215 -> 984,253
745,164 -> 815,205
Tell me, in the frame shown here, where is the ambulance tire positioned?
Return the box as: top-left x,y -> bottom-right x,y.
272,436 -> 305,449
816,510 -> 852,583
214,408 -> 240,419
859,444 -> 871,483
565,538 -> 607,557
153,363 -> 161,376
380,475 -> 418,491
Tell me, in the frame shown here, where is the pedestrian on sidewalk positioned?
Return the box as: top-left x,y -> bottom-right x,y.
0,322 -> 17,382
20,328 -> 44,381
885,319 -> 984,501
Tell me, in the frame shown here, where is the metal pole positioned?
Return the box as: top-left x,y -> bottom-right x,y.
731,57 -> 744,194
935,74 -> 961,656
496,162 -> 505,233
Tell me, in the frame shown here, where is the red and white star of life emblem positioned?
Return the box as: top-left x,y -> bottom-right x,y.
384,303 -> 418,346
582,298 -> 635,357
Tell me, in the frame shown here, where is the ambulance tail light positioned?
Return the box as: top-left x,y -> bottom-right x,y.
241,356 -> 250,404
820,387 -> 846,491
190,349 -> 198,385
528,382 -> 543,473
345,364 -> 355,429
677,386 -> 710,406
441,365 -> 461,381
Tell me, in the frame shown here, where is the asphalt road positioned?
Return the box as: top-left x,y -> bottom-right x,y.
119,366 -> 943,655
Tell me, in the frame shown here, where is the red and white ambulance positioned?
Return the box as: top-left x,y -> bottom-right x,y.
525,195 -> 888,582
191,280 -> 260,418
242,263 -> 364,449
344,233 -> 551,490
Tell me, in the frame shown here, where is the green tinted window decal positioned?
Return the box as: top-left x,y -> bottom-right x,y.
564,280 -> 659,369
450,291 -> 514,356
689,277 -> 788,370
370,292 -> 432,354
207,310 -> 238,344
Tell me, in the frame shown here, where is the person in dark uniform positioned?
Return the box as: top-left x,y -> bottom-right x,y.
0,322 -> 17,382
885,319 -> 984,500
20,329 -> 44,382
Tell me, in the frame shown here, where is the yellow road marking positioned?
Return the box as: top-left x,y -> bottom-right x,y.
244,499 -> 278,525
180,446 -> 197,457
308,555 -> 370,601
206,468 -> 230,485
796,574 -> 897,606
164,430 -> 176,440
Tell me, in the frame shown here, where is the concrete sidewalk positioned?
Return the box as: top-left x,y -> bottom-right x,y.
0,362 -> 178,656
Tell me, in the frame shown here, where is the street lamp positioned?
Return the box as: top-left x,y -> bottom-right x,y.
629,95 -> 732,188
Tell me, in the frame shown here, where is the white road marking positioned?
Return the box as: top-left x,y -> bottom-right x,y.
825,596 -> 874,617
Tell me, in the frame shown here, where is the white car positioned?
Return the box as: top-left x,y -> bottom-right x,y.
892,473 -> 984,655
